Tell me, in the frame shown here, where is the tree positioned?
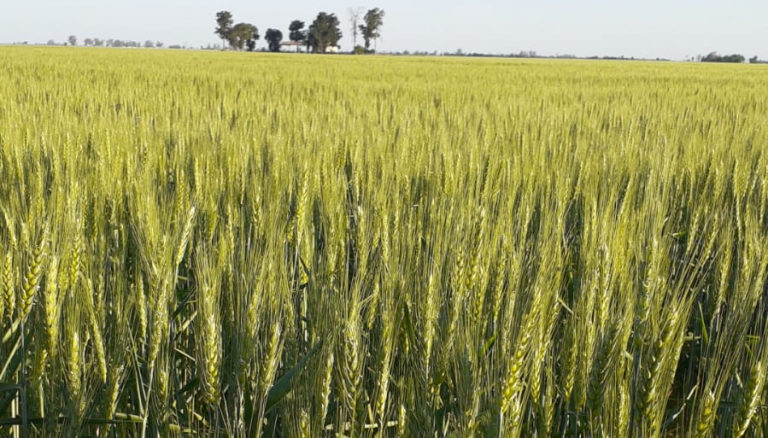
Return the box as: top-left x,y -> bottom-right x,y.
47,40 -> 56,46
84,38 -> 93,47
288,20 -> 306,52
215,11 -> 234,48
214,11 -> 259,51
144,40 -> 155,48
308,12 -> 342,54
68,35 -> 78,46
93,38 -> 103,47
289,20 -> 306,43
228,22 -> 258,50
347,7 -> 365,50
156,41 -> 164,48
265,29 -> 283,52
359,8 -> 385,52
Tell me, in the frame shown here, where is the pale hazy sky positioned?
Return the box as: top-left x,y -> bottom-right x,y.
1,0 -> 766,59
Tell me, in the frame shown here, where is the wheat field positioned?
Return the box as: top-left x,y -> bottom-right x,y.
1,47 -> 768,437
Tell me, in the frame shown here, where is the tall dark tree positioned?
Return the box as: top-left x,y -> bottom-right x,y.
308,12 -> 342,54
265,29 -> 283,52
288,20 -> 306,52
215,11 -> 234,48
289,20 -> 306,43
359,8 -> 385,52
68,35 -> 78,46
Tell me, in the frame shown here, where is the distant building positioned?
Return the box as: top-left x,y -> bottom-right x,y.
280,41 -> 304,52
279,41 -> 340,54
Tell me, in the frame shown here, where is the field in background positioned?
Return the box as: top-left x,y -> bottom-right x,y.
1,47 -> 768,437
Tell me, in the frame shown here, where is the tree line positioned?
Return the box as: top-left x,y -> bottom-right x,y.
214,8 -> 385,54
61,37 -> 166,49
50,35 -> 177,49
701,52 -> 745,63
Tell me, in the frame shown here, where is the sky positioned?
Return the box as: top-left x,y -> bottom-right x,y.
1,0 -> 766,60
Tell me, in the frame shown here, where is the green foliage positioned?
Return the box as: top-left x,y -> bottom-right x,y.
288,20 -> 306,44
1,48 -> 768,438
265,29 -> 283,53
702,51 -> 746,63
359,8 -> 385,52
231,22 -> 258,51
308,12 -> 342,53
214,12 -> 258,51
214,11 -> 233,45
